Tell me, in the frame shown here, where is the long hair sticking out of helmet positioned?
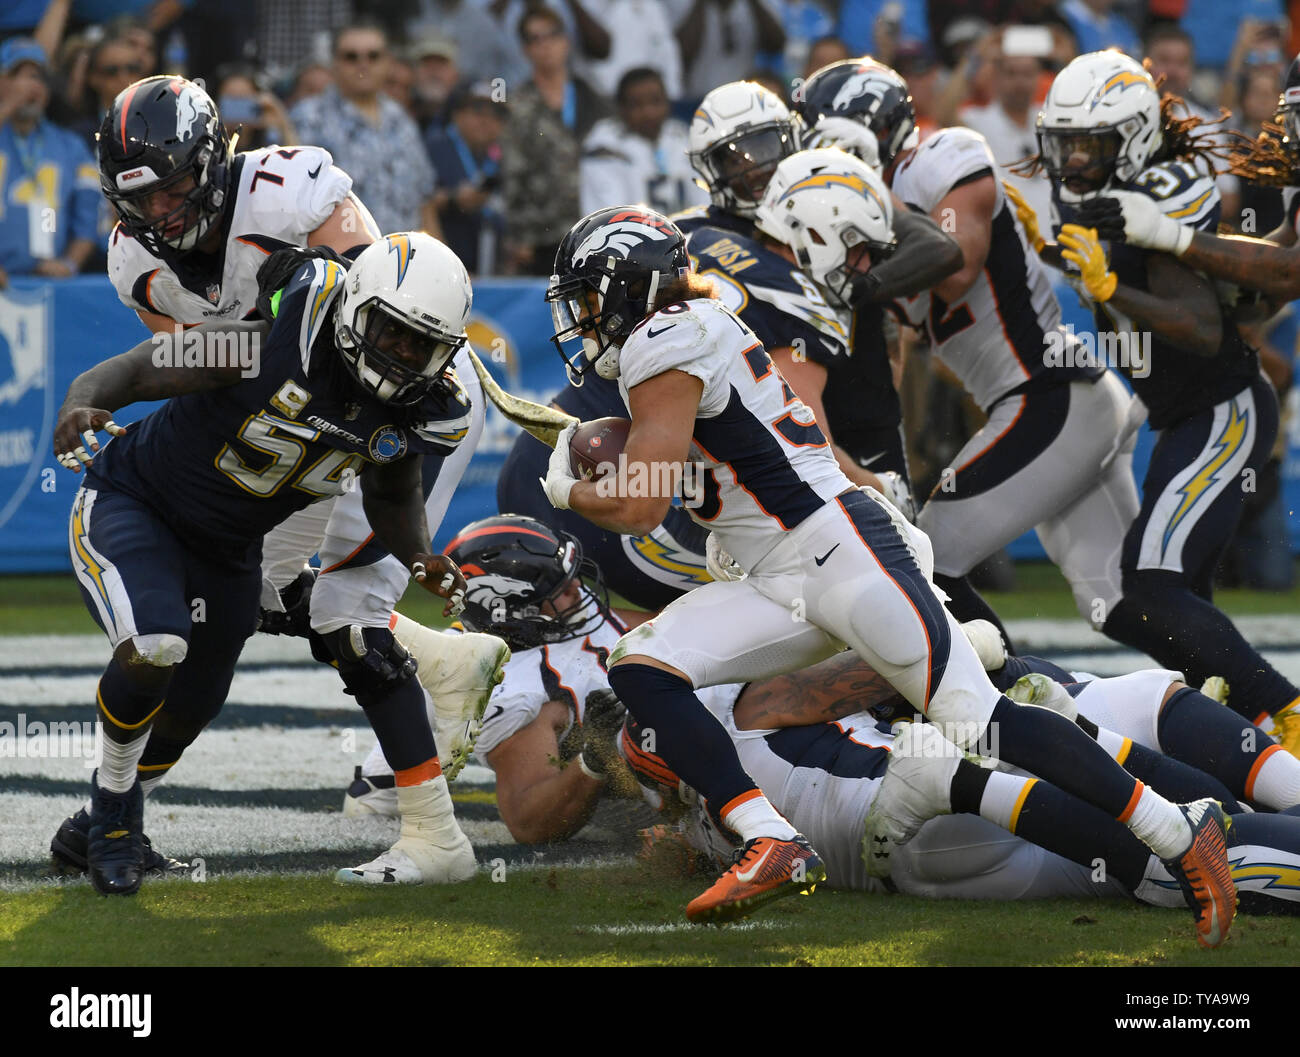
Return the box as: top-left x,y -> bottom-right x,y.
1232,54 -> 1300,188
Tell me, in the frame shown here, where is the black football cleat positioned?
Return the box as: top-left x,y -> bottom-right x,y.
52,805 -> 190,878
84,772 -> 147,895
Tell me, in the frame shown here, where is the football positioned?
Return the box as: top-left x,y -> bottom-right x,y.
569,417 -> 631,481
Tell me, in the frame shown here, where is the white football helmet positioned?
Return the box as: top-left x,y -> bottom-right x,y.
1037,50 -> 1162,198
755,148 -> 896,307
688,81 -> 801,217
335,233 -> 471,406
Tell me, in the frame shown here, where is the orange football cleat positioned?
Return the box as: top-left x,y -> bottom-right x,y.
685,834 -> 826,924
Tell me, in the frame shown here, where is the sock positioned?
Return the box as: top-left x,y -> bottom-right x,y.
98,728 -> 150,793
1104,585 -> 1300,718
934,573 -> 1015,652
1158,685 -> 1284,803
608,663 -> 760,812
359,675 -> 437,772
138,773 -> 169,799
1124,785 -> 1192,861
721,792 -> 797,843
1244,746 -> 1300,810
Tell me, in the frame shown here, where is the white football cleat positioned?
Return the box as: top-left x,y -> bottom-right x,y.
862,721 -> 961,879
392,615 -> 511,781
335,777 -> 476,885
342,766 -> 399,818
1006,672 -> 1078,722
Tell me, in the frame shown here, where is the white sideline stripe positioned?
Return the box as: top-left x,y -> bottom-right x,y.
0,634 -> 318,669
1005,615 -> 1300,651
0,792 -> 514,864
0,726 -> 378,788
0,667 -> 355,709
575,920 -> 791,935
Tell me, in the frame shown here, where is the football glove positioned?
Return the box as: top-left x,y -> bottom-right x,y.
705,532 -> 746,582
1001,180 -> 1045,254
257,567 -> 318,637
579,689 -> 640,796
1075,190 -> 1194,256
254,245 -> 349,321
869,470 -> 916,522
1057,224 -> 1118,302
808,116 -> 882,171
540,421 -> 579,510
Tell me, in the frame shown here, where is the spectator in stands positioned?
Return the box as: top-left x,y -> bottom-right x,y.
409,33 -> 459,133
70,33 -> 146,147
771,0 -> 838,83
408,0 -> 529,89
573,0 -> 681,101
894,39 -> 940,139
385,54 -> 417,119
215,64 -> 296,151
1144,23 -> 1239,224
802,34 -> 849,80
579,66 -> 706,215
1059,0 -> 1138,57
670,0 -> 786,104
286,59 -> 331,106
839,0 -> 928,60
502,5 -> 610,276
1182,0 -> 1286,73
962,27 -> 1052,223
291,21 -> 440,236
427,82 -> 507,275
1221,17 -> 1287,116
0,39 -> 99,287
1230,65 -> 1286,236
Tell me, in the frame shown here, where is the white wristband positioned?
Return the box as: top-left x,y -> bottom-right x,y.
578,753 -> 606,782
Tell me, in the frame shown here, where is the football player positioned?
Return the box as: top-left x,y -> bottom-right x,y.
538,200 -> 1236,945
801,59 -> 1142,651
1021,52 -> 1300,747
685,76 -> 962,490
56,233 -> 480,893
51,77 -> 509,874
626,680 -> 1300,917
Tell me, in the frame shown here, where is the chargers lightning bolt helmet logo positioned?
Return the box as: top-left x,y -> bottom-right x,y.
387,233 -> 414,287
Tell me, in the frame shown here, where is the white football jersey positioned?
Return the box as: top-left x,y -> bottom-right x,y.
617,297 -> 854,571
107,144 -> 361,326
473,610 -> 743,759
889,126 -> 1072,411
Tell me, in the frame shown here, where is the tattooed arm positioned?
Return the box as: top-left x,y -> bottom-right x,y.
733,651 -> 901,730
1176,223 -> 1300,303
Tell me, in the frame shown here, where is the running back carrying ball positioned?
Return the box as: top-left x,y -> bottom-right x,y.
569,417 -> 631,481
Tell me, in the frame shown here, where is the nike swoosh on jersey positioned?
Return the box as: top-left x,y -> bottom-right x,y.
485,704 -> 505,723
307,164 -> 322,179
646,324 -> 676,339
814,544 -> 839,566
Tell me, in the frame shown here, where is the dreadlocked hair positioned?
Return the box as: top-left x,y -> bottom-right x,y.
1227,120 -> 1300,188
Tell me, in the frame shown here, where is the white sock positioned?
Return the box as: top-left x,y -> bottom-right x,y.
978,771 -> 1037,831
722,794 -> 796,843
1248,745 -> 1300,810
98,727 -> 149,793
139,773 -> 168,799
1124,785 -> 1192,860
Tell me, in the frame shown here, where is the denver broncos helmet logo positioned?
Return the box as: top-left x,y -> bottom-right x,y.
171,79 -> 204,142
574,212 -> 678,263
829,67 -> 887,114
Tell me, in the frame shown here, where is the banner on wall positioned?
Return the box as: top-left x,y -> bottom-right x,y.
1,276 -> 1298,573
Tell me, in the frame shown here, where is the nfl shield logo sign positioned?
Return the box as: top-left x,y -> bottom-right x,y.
0,285 -> 53,532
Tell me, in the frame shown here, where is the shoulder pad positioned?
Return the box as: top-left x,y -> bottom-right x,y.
1127,161 -> 1219,229
893,126 -> 994,211
274,257 -> 348,374
236,145 -> 353,241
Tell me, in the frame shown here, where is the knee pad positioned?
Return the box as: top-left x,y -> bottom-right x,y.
128,633 -> 188,667
317,624 -> 417,704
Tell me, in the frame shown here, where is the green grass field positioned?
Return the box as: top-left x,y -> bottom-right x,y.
5,563 -> 1300,968
4,868 -> 1297,967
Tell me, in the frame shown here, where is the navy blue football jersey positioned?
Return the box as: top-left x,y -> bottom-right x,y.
86,256 -> 473,564
1055,160 -> 1259,430
670,203 -> 755,238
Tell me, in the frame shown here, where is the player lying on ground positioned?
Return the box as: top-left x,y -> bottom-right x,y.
1009,51 -> 1300,749
55,233 -> 483,894
623,674 -> 1300,917
72,77 -> 508,857
538,194 -> 1236,945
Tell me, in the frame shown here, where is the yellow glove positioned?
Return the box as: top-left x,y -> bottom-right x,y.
1001,180 -> 1044,254
1057,223 -> 1118,303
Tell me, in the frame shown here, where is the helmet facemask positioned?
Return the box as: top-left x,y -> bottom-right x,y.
105,132 -> 230,255
1039,126 -> 1124,197
338,298 -> 465,406
547,263 -> 676,382
692,122 -> 799,216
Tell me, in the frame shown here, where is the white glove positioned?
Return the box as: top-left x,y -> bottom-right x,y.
809,116 -> 881,172
1107,190 -> 1193,255
540,421 -> 579,510
869,470 -> 916,522
705,532 -> 746,582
